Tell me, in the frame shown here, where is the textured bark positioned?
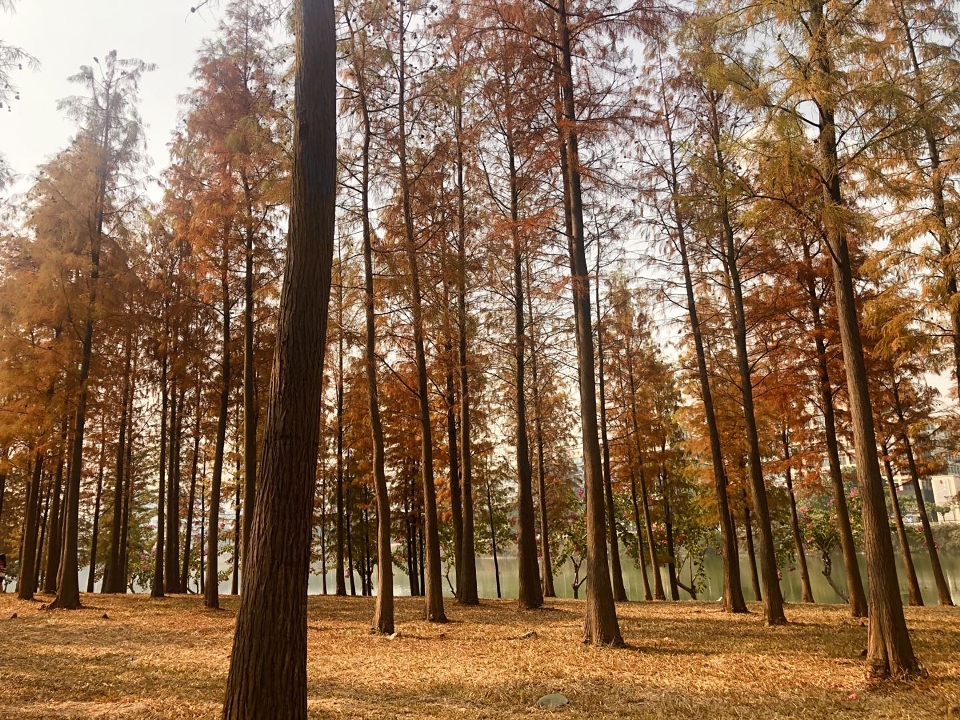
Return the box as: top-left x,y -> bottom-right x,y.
808,0 -> 917,676
557,0 -> 621,645
801,240 -> 867,617
221,0 -> 336,714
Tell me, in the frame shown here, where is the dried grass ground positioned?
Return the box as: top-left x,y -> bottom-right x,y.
1,593 -> 958,719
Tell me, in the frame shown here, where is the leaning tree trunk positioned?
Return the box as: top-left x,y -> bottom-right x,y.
557,0 -> 621,645
222,0 -> 336,714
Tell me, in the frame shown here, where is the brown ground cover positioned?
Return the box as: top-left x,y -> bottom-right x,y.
1,593 -> 958,718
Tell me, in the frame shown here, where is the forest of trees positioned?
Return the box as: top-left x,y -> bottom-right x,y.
3,0 -> 960,712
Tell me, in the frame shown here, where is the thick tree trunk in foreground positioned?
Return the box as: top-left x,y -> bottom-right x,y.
557,0 -> 621,645
221,0 -> 336,714
809,0 -> 916,677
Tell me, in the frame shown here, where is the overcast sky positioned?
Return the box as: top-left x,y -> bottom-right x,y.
2,0 -> 227,190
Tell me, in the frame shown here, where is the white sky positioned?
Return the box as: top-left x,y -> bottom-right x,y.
2,0 -> 225,189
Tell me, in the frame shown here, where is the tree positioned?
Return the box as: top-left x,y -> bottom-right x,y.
222,0 -> 336,715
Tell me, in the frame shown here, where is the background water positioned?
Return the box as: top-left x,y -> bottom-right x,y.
305,544 -> 960,605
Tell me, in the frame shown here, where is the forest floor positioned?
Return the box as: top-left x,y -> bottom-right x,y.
0,593 -> 958,719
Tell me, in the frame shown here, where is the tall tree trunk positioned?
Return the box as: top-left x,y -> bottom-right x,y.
881,442 -> 923,606
232,469 -> 241,596
659,462 -> 680,601
811,0 -> 918,675
17,452 -> 44,600
181,384 -> 202,592
396,0 -> 445,623
334,264 -> 346,597
43,423 -> 66,594
486,477 -> 502,599
556,0 -> 621,645
596,249 -> 627,603
241,174 -> 258,576
222,0 -> 336,713
709,89 -> 785,624
152,345 -> 169,599
205,253 -> 232,610
526,260 -> 555,599
659,74 -> 745,614
86,430 -> 106,593
507,141 -> 543,612
349,44 -> 394,631
346,485 -> 356,596
166,384 -> 184,593
34,479 -> 50,594
626,350 -> 665,601
782,430 -> 814,603
104,332 -> 132,593
454,88 -> 478,607
50,66 -> 115,610
892,382 -> 953,606
630,472 -> 653,601
742,498 -> 762,603
801,239 -> 868,617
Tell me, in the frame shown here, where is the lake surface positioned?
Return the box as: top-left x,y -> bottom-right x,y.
305,544 -> 960,605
